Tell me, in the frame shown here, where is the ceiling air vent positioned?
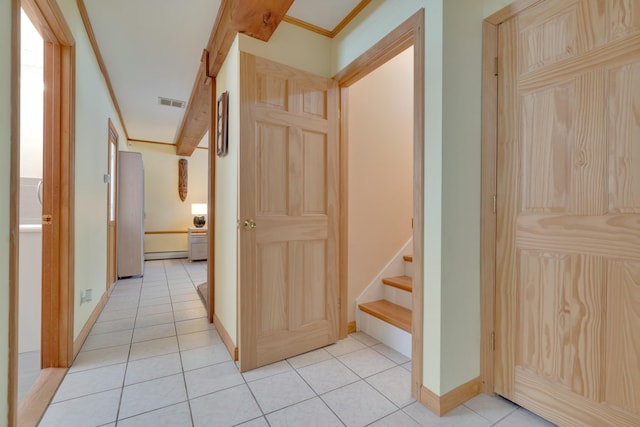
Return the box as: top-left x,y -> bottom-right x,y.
158,96 -> 185,109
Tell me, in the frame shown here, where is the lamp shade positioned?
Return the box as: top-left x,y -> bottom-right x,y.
191,203 -> 207,215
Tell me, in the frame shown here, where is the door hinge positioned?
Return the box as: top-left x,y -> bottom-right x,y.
492,194 -> 497,214
491,332 -> 495,351
42,214 -> 53,225
494,56 -> 499,76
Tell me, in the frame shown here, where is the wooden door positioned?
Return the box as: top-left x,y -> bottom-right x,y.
495,1 -> 640,425
107,120 -> 118,289
239,53 -> 339,371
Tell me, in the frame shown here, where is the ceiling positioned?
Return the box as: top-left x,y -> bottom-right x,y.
82,0 -> 365,148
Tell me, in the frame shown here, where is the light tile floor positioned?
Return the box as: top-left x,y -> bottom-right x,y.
39,259 -> 556,427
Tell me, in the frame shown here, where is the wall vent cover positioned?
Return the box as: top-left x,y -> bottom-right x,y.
158,97 -> 185,109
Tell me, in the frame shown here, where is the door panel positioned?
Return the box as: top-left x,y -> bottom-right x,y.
496,0 -> 640,424
239,53 -> 339,371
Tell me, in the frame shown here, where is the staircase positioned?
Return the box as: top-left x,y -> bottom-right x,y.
356,253 -> 413,357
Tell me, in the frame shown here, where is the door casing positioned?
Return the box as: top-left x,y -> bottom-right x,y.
9,0 -> 75,425
480,0 -> 542,396
334,9 -> 425,399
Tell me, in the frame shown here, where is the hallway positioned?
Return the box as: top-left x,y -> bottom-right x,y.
38,260 -> 554,426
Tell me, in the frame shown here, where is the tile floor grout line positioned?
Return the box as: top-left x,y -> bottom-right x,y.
286,358 -> 348,426
169,260 -> 198,427
113,270 -> 145,424
40,259 -> 553,427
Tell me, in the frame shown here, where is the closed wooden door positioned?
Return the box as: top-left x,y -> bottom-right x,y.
238,53 -> 339,371
107,121 -> 118,289
495,1 -> 640,425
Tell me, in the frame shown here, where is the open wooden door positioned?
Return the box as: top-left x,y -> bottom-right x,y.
106,119 -> 118,290
238,53 -> 339,371
495,1 -> 640,425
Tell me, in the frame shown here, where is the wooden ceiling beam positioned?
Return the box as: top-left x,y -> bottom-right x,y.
175,0 -> 294,156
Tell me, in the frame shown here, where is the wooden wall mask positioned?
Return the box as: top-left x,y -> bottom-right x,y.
178,158 -> 188,201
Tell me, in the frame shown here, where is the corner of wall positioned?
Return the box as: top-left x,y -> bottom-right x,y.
214,35 -> 241,347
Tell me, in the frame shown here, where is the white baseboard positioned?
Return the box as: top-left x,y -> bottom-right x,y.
144,251 -> 188,260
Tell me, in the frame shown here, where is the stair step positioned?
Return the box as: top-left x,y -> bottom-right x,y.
358,300 -> 411,333
403,255 -> 413,262
382,275 -> 412,292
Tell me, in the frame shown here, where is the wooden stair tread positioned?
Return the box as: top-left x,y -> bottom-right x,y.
403,255 -> 413,262
358,300 -> 411,333
382,275 -> 412,292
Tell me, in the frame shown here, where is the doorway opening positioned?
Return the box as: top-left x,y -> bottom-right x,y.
336,9 -> 425,399
17,7 -> 44,407
10,0 -> 76,425
346,46 -> 414,357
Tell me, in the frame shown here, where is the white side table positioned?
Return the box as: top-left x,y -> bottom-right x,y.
188,227 -> 208,261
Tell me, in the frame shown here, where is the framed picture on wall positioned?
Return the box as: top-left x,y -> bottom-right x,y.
216,91 -> 229,157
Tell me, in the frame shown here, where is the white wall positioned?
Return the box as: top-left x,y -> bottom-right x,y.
334,0 -> 505,395
129,142 -> 209,254
0,0 -> 14,422
239,21 -> 332,77
214,36 -> 241,345
56,0 -> 127,339
440,0 -> 485,394
347,47 -> 413,322
19,10 -> 43,180
333,0 -> 447,394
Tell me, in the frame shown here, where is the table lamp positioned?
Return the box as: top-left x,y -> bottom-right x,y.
191,203 -> 207,228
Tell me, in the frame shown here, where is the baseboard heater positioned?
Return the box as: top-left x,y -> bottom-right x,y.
144,251 -> 188,261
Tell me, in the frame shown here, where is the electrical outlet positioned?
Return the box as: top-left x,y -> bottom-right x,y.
80,288 -> 93,304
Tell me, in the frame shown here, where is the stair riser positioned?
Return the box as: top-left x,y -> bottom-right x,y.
383,286 -> 412,310
404,259 -> 413,278
356,310 -> 412,358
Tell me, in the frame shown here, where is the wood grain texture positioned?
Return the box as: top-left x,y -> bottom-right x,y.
37,5 -> 76,372
208,79 -> 216,323
514,367 -> 640,426
358,300 -> 411,333
281,0 -> 371,38
605,260 -> 640,413
420,377 -> 482,417
176,0 -> 294,156
495,17 -> 518,398
106,119 -> 118,290
485,0 -> 545,25
178,158 -> 188,201
495,0 -> 640,423
410,9 -> 425,403
333,11 -> 421,86
609,61 -> 640,213
339,87 -> 349,339
382,275 -> 412,292
347,321 -> 356,334
214,314 -> 238,361
17,368 -> 67,427
239,53 -> 339,371
481,19 -> 498,395
516,214 -> 640,260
